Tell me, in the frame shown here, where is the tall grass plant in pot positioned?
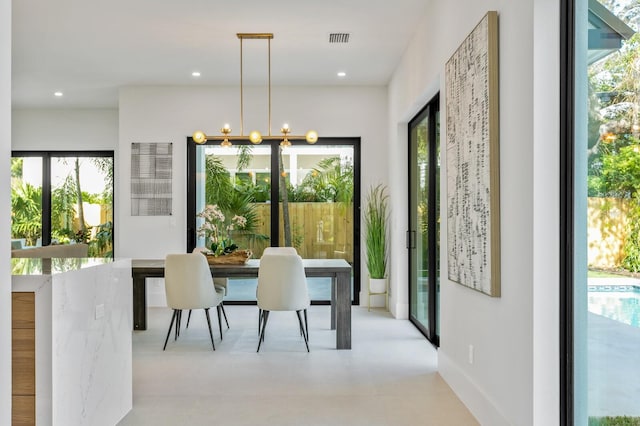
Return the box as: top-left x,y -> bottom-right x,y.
364,184 -> 389,309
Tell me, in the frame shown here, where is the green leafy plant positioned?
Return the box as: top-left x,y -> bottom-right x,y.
11,183 -> 43,246
589,416 -> 640,426
364,184 -> 389,279
89,221 -> 113,258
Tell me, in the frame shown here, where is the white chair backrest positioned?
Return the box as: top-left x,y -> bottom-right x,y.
165,253 -> 217,310
257,253 -> 310,311
262,246 -> 298,256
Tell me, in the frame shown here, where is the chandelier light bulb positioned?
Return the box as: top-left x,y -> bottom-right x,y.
305,130 -> 319,144
249,130 -> 263,144
192,130 -> 207,144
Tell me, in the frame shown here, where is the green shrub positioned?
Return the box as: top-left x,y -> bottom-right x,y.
589,416 -> 640,426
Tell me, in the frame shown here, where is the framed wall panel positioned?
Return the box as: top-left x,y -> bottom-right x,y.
131,142 -> 173,216
445,11 -> 500,297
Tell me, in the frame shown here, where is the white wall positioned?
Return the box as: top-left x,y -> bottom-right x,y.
118,85 -> 388,301
532,0 -> 560,423
1,0 -> 11,421
388,0 -> 558,424
12,108 -> 118,150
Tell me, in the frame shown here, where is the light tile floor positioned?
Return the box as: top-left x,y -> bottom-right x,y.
118,305 -> 479,425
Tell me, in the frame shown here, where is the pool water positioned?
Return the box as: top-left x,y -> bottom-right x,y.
588,285 -> 640,328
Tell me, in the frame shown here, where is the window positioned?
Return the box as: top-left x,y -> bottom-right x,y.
562,0 -> 640,422
187,138 -> 360,304
11,151 -> 114,257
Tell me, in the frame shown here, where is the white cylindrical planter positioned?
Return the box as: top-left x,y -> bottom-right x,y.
368,277 -> 388,311
369,277 -> 387,293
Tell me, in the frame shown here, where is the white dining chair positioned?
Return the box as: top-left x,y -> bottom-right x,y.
191,247 -> 229,329
257,246 -> 300,333
256,251 -> 310,352
262,246 -> 298,255
163,253 -> 225,351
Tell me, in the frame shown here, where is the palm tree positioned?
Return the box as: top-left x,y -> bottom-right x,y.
11,183 -> 42,246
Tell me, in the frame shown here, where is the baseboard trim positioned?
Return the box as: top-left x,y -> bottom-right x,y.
391,302 -> 408,319
438,351 -> 510,426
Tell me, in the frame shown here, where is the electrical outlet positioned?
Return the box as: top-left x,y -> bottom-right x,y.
468,344 -> 474,364
95,304 -> 105,320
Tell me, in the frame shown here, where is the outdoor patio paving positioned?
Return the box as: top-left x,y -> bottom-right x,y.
588,313 -> 640,416
588,278 -> 640,417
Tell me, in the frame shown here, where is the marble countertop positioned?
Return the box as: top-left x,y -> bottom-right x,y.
11,257 -> 117,276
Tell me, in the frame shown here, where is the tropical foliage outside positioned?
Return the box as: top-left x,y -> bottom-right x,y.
588,0 -> 640,271
10,157 -> 114,258
589,416 -> 640,426
201,147 -> 354,257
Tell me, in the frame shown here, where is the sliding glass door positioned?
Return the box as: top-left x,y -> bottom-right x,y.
408,94 -> 440,345
562,0 -> 640,422
187,137 -> 360,304
11,151 -> 114,257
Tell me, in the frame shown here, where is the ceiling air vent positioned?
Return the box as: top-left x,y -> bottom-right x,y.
329,33 -> 350,44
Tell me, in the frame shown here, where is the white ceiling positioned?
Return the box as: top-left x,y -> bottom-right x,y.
11,0 -> 430,108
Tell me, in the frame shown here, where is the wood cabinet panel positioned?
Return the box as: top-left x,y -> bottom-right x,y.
12,292 -> 35,329
12,292 -> 36,425
12,328 -> 35,395
12,395 -> 35,426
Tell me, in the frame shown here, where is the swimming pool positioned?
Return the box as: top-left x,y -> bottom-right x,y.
588,285 -> 640,328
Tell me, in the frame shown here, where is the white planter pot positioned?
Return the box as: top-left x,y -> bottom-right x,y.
369,277 -> 388,294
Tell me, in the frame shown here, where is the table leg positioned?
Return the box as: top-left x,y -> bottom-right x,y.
132,274 -> 147,330
335,270 -> 351,349
331,277 -> 337,330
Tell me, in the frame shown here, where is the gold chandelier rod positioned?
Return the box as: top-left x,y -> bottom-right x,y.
192,33 -> 318,146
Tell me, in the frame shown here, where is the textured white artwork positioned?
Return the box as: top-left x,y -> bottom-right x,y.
131,142 -> 173,216
445,11 -> 500,296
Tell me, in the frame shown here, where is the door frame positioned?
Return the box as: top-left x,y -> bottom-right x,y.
11,150 -> 115,251
186,136 -> 361,305
407,94 -> 440,346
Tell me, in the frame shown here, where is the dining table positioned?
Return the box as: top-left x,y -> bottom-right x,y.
131,258 -> 353,349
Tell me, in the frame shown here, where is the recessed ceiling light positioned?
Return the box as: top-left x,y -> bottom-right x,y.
54,91 -> 63,97
337,71 -> 346,78
192,71 -> 201,77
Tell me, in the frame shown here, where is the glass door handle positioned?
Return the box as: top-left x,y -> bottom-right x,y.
406,230 -> 416,249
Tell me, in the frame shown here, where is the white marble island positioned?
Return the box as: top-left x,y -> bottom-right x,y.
11,258 -> 132,426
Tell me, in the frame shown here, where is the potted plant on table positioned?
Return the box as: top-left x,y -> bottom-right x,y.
363,184 -> 389,309
197,204 -> 251,264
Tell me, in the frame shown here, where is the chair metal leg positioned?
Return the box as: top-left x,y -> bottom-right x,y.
257,310 -> 270,352
216,305 -> 223,340
220,302 -> 229,329
204,308 -> 216,351
296,310 -> 310,352
303,308 -> 309,341
258,308 -> 262,335
186,309 -> 192,328
175,310 -> 182,341
163,309 -> 178,351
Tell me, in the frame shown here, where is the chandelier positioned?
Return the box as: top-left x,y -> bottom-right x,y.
192,33 -> 318,147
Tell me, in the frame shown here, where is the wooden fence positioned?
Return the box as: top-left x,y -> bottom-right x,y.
588,197 -> 632,268
235,202 -> 354,262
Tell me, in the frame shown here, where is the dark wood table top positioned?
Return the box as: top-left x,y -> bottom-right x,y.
132,258 -> 351,278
